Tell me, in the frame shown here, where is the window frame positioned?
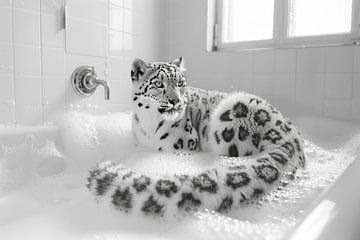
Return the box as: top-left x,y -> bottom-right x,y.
214,0 -> 360,51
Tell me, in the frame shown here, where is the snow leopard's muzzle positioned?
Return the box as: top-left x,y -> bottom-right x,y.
158,99 -> 186,121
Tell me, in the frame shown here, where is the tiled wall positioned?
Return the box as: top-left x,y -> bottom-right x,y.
0,0 -> 166,125
1,0 -> 359,125
165,0 -> 360,120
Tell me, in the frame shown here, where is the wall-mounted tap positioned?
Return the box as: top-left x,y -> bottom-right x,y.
71,66 -> 110,100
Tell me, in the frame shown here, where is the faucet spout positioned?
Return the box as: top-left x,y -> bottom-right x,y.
94,78 -> 110,100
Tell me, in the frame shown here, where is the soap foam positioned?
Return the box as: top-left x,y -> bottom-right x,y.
0,112 -> 359,240
193,139 -> 355,240
58,111 -> 135,172
0,137 -> 66,195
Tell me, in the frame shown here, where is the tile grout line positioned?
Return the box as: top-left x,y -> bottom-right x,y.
294,49 -> 298,110
350,46 -> 356,119
64,0 -> 69,110
10,2 -> 16,125
321,48 -> 326,117
40,1 -> 44,124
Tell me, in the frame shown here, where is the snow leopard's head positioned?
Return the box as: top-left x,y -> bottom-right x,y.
131,57 -> 187,121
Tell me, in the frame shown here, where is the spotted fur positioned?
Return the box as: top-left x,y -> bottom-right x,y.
87,57 -> 306,217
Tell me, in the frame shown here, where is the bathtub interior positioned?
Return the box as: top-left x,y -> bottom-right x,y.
0,111 -> 359,240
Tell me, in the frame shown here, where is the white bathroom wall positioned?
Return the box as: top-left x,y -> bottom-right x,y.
165,0 -> 360,121
0,0 -> 166,125
1,0 -> 358,125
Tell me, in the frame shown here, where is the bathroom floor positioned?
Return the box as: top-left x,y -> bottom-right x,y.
0,115 -> 359,240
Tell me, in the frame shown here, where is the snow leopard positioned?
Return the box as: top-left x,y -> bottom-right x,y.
87,57 -> 306,216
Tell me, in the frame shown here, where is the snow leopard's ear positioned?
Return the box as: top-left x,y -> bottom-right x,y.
131,58 -> 148,81
172,56 -> 186,71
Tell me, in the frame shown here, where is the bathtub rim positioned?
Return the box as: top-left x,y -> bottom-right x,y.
285,155 -> 360,240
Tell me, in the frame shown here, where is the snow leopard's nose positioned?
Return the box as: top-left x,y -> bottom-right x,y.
168,98 -> 180,106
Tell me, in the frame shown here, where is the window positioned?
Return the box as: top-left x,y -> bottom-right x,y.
212,0 -> 360,50
222,0 -> 275,42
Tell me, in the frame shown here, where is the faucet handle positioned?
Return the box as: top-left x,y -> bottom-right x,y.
71,65 -> 110,100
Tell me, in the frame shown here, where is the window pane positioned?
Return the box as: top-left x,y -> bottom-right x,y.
289,0 -> 353,37
222,0 -> 274,43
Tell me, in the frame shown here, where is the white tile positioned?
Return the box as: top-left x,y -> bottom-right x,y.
104,103 -> 132,112
0,75 -> 14,107
0,43 -> 13,74
323,99 -> 351,120
41,14 -> 65,48
351,99 -> 360,120
109,4 -> 123,31
273,73 -> 296,98
199,75 -> 230,92
67,0 -> 107,24
233,52 -> 254,73
65,81 -> 87,107
0,0 -> 10,6
297,48 -> 325,73
109,30 -> 124,56
42,77 -> 65,105
324,73 -> 352,99
252,74 -> 274,97
108,80 -> 131,106
15,106 -> 42,125
170,0 -> 207,21
267,97 -> 296,116
275,49 -> 296,73
0,7 -> 12,42
110,0 -> 124,7
253,50 -> 274,73
210,51 -> 253,74
234,74 -> 253,93
219,76 -> 238,92
0,107 -> 15,125
353,73 -> 360,99
124,8 -> 133,33
124,0 -> 133,9
41,0 -> 64,17
108,57 -> 124,80
167,0 -> 187,21
167,20 -> 199,45
42,48 -> 65,77
86,83 -> 110,105
13,0 -> 40,12
14,44 -> 41,75
13,9 -> 40,45
354,46 -> 360,73
296,98 -> 324,116
121,57 -> 132,80
137,32 -> 163,60
123,33 -> 136,57
66,54 -> 107,82
296,73 -> 324,99
15,76 -> 42,106
43,104 -> 64,123
325,46 -> 354,73
66,17 -> 107,57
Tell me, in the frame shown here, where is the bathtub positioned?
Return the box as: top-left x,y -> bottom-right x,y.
0,111 -> 359,240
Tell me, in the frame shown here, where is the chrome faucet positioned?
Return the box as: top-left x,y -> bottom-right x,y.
92,77 -> 110,100
71,66 -> 110,100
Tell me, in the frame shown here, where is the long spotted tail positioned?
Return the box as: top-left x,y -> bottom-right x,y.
87,144 -> 304,217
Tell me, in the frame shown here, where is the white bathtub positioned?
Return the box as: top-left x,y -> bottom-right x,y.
0,112 -> 359,240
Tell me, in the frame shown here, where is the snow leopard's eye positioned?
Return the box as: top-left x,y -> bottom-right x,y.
177,80 -> 185,87
154,81 -> 164,88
